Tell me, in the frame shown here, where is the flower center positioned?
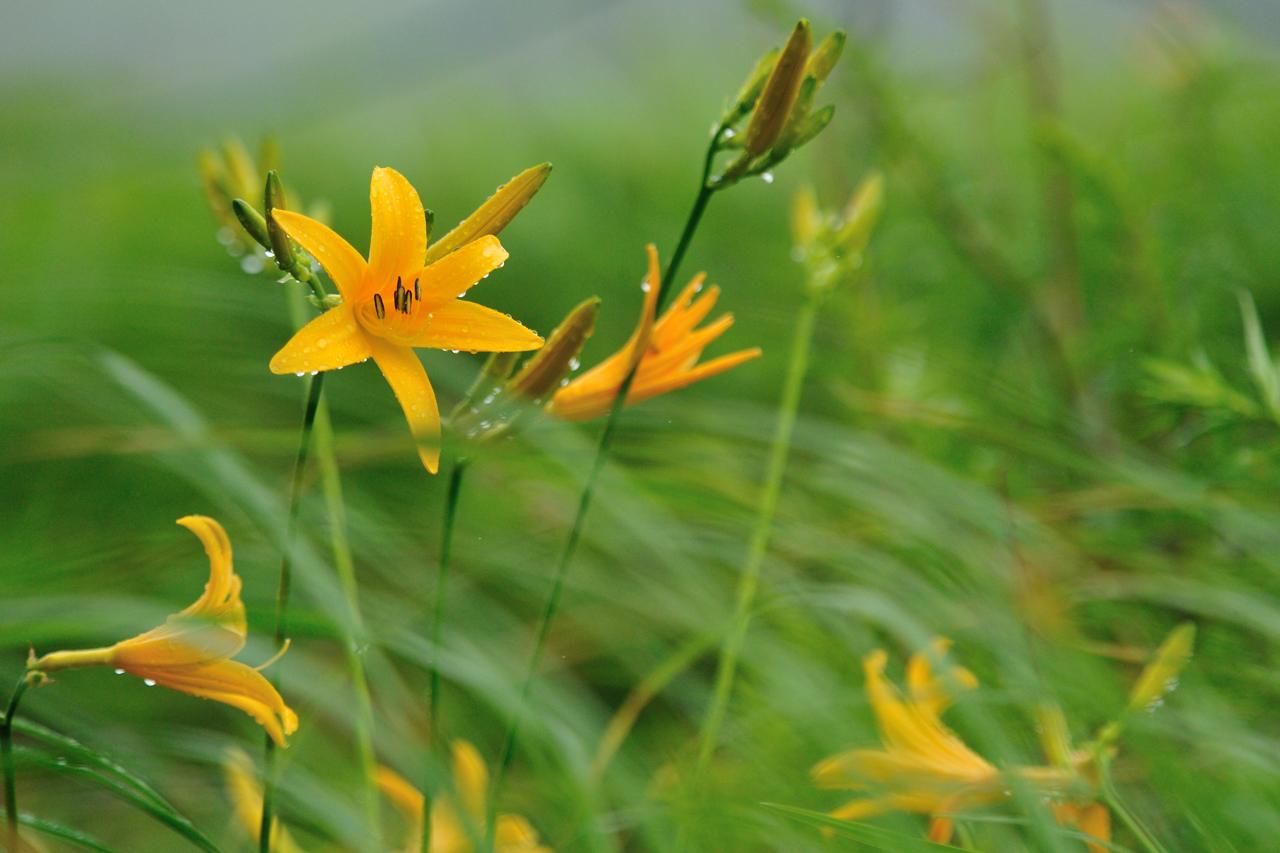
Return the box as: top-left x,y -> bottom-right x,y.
358,275 -> 432,345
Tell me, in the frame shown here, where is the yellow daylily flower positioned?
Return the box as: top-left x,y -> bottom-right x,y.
31,516 -> 298,747
812,639 -> 1109,852
223,747 -> 304,853
546,245 -> 761,421
377,740 -> 552,853
270,166 -> 546,473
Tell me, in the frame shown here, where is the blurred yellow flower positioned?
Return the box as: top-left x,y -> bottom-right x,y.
377,740 -> 551,853
547,245 -> 761,421
812,639 -> 1109,852
31,516 -> 298,747
223,747 -> 303,853
270,166 -> 546,473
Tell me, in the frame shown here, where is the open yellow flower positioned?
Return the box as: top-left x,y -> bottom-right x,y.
378,740 -> 551,853
546,245 -> 761,421
30,516 -> 298,747
270,166 -> 546,473
812,640 -> 1109,852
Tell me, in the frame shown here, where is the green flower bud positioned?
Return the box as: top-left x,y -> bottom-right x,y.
263,170 -> 295,273
231,198 -> 271,250
743,20 -> 812,158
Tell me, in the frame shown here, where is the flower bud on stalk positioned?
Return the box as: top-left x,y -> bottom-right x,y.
264,170 -> 297,274
231,198 -> 272,250
425,162 -> 553,264
743,19 -> 812,158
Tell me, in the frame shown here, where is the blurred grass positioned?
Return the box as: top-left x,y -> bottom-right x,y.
3,0 -> 1280,850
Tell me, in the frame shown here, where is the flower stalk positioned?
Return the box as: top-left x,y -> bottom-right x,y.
2,671 -> 33,852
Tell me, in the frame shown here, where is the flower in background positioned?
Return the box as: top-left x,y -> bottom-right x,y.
546,245 -> 761,421
30,517 -> 298,747
223,747 -> 303,853
812,639 -> 1109,851
268,166 -> 547,473
378,740 -> 551,853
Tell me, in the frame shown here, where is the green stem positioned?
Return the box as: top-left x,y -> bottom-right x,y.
1098,755 -> 1166,853
3,673 -> 31,852
260,370 -> 325,853
313,398 -> 381,848
422,455 -> 469,853
484,139 -> 721,850
693,288 -> 820,774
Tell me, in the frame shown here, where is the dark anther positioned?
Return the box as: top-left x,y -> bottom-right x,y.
402,291 -> 413,314
414,278 -> 420,301
394,288 -> 402,311
374,293 -> 386,319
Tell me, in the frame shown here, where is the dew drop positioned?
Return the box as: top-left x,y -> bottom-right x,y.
240,254 -> 265,274
569,357 -> 581,370
295,372 -> 305,377
317,338 -> 329,348
113,668 -> 125,675
761,172 -> 775,184
143,679 -> 157,687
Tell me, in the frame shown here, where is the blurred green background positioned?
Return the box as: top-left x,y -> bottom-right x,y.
4,0 -> 1280,850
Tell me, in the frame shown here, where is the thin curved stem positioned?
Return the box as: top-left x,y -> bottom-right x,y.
422,454 -> 469,853
259,370 -> 325,853
484,136 -> 722,849
693,290 -> 819,773
3,672 -> 31,852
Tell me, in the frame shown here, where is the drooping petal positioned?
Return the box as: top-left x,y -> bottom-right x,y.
375,765 -> 425,853
906,638 -> 977,718
417,236 -> 509,308
127,658 -> 298,747
268,305 -> 373,375
271,209 -> 367,301
412,300 -> 543,353
369,339 -> 442,474
368,167 -> 428,296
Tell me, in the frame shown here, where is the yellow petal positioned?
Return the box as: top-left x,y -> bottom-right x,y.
495,814 -> 550,852
223,747 -> 305,853
376,765 -> 425,853
369,167 -> 427,297
451,739 -> 490,827
1052,802 -> 1111,853
127,658 -> 298,747
418,236 -> 509,308
271,209 -> 368,301
370,339 -> 441,474
425,163 -> 552,266
412,300 -> 543,353
175,515 -> 235,613
628,348 -> 762,405
269,305 -> 373,375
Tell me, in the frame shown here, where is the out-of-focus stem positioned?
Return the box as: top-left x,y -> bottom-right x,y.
694,287 -> 820,774
422,455 -> 470,853
2,673 -> 30,852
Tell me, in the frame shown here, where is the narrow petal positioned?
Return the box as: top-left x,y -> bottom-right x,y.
417,236 -> 509,308
368,167 -> 427,294
451,739 -> 490,827
412,300 -> 543,353
269,305 -> 373,375
627,348 -> 762,406
129,659 -> 298,747
176,515 -> 234,611
369,339 -> 441,473
495,814 -> 550,852
271,209 -> 367,301
375,765 -> 425,853
224,747 -> 305,853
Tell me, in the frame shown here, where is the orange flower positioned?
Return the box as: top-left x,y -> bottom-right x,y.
377,741 -> 551,853
31,517 -> 298,747
270,167 -> 545,472
547,245 -> 761,421
812,640 -> 1109,851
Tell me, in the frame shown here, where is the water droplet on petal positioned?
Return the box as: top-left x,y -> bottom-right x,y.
143,679 -> 157,687
761,172 -> 775,184
113,668 -> 125,675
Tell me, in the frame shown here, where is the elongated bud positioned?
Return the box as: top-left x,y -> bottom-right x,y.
449,351 -> 520,425
510,298 -> 600,401
1034,703 -> 1074,768
805,30 -> 846,83
220,139 -> 258,201
263,171 -> 294,270
835,171 -> 885,256
232,198 -> 271,249
790,186 -> 822,252
744,20 -> 812,157
425,162 -> 553,265
199,151 -> 232,218
1127,623 -> 1195,713
723,48 -> 779,126
259,136 -> 280,176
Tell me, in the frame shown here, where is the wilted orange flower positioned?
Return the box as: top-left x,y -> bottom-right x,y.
547,245 -> 761,421
270,166 -> 545,473
812,639 -> 1109,852
378,740 -> 551,853
30,516 -> 298,747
